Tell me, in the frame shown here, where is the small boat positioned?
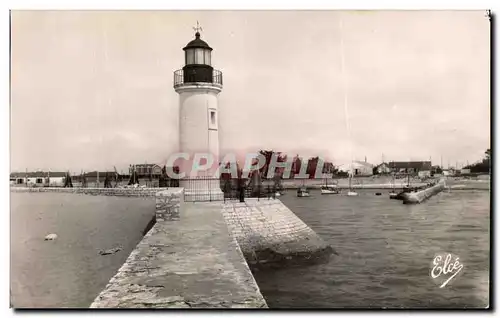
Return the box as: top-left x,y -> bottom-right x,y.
321,178 -> 340,194
391,186 -> 411,200
347,191 -> 358,196
275,185 -> 285,196
275,192 -> 281,197
389,191 -> 398,199
321,186 -> 340,194
297,186 -> 310,197
44,233 -> 58,241
388,171 -> 398,198
391,173 -> 412,200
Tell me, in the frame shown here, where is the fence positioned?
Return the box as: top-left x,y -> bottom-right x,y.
179,177 -> 282,202
173,68 -> 223,87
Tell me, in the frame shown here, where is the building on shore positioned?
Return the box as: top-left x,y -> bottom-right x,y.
442,167 -> 472,177
388,161 -> 432,177
74,171 -> 117,183
461,168 -> 471,175
350,161 -> 374,177
10,171 -> 67,186
374,162 -> 392,175
131,164 -> 162,178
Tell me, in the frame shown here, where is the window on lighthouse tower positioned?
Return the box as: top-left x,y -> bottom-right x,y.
195,49 -> 204,64
204,50 -> 211,65
210,111 -> 216,125
186,50 -> 195,64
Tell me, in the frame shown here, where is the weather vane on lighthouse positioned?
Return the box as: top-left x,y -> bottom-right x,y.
193,21 -> 203,33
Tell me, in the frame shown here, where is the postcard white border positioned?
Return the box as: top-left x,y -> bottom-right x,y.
2,0 -> 496,317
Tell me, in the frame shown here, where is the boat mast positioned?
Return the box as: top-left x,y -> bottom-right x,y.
348,168 -> 353,191
339,14 -> 354,193
391,162 -> 395,190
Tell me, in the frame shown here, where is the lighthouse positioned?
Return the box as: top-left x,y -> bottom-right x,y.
173,25 -> 224,201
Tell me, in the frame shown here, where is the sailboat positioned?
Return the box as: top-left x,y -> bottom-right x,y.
339,16 -> 357,198
346,166 -> 358,196
321,178 -> 340,194
297,180 -> 310,197
389,168 -> 398,198
392,171 -> 412,200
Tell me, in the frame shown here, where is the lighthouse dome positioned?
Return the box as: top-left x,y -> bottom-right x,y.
183,32 -> 213,51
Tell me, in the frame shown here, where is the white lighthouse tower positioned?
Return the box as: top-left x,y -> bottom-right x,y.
174,25 -> 224,201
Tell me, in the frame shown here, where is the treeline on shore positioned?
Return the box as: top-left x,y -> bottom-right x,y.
463,149 -> 491,173
220,150 -> 345,180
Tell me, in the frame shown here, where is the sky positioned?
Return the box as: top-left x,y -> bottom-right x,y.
10,10 -> 490,173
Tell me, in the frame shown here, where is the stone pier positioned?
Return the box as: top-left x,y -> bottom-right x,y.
402,179 -> 447,204
90,189 -> 267,308
221,198 -> 334,267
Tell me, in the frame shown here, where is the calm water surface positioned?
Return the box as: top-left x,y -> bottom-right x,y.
253,189 -> 490,308
10,192 -> 155,308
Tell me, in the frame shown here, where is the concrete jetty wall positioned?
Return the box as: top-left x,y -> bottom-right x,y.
445,179 -> 490,191
402,181 -> 446,204
10,186 -> 159,197
282,183 -> 428,190
221,198 -> 333,267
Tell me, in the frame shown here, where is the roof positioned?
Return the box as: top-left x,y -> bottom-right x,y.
183,32 -> 212,51
352,161 -> 374,168
10,171 -> 67,178
388,161 -> 432,170
82,171 -> 115,177
134,164 -> 161,169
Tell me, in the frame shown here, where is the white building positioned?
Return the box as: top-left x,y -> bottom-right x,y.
350,161 -> 374,177
10,171 -> 67,187
174,29 -> 224,201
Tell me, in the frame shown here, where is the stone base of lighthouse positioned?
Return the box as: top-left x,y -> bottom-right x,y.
180,179 -> 224,202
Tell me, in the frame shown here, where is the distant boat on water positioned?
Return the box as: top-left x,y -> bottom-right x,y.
297,187 -> 310,197
389,172 -> 398,198
297,181 -> 310,197
321,186 -> 340,195
321,179 -> 340,195
346,170 -> 358,197
390,172 -> 412,200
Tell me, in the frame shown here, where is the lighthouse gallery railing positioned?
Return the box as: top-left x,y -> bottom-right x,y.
173,69 -> 223,87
